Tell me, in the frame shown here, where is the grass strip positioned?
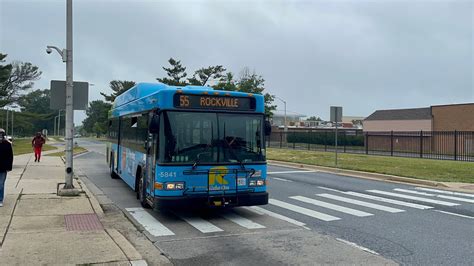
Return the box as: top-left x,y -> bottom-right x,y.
267,148 -> 474,183
12,139 -> 56,156
46,146 -> 88,157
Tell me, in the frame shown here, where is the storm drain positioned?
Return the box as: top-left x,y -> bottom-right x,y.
64,213 -> 104,231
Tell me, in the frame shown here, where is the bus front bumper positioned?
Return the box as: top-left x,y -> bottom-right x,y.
153,192 -> 268,209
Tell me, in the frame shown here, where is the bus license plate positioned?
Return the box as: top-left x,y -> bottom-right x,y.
237,178 -> 246,186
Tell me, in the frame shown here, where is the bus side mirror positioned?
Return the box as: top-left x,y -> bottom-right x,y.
149,115 -> 160,134
264,120 -> 272,136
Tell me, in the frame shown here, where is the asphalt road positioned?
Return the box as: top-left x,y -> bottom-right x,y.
74,139 -> 474,265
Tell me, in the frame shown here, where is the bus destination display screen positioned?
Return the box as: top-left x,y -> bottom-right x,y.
173,94 -> 256,111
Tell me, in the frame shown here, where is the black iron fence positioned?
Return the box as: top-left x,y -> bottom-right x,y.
268,130 -> 474,162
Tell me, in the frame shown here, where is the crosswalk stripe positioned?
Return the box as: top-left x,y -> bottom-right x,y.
437,195 -> 474,204
317,193 -> 405,213
367,190 -> 460,206
343,191 -> 433,210
434,210 -> 474,219
126,208 -> 174,236
290,196 -> 373,217
415,187 -> 474,198
177,214 -> 224,233
269,199 -> 340,221
244,206 -> 309,229
221,212 -> 266,229
395,188 -> 474,203
393,188 -> 435,196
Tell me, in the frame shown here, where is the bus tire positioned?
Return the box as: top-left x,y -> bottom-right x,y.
110,156 -> 119,179
137,170 -> 151,209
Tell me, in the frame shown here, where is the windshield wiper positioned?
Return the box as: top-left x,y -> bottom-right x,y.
191,143 -> 214,170
222,139 -> 245,169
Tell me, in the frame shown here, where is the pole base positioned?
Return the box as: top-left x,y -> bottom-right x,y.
57,183 -> 81,196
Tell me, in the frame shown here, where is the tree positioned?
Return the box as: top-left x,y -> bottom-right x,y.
157,58 -> 188,86
18,89 -> 52,114
188,65 -> 226,86
0,60 -> 42,108
306,116 -> 322,121
214,68 -> 276,116
0,53 -> 12,92
100,80 -> 136,103
82,100 -> 112,137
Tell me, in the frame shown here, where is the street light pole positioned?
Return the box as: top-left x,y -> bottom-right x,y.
46,0 -> 77,194
275,96 -> 288,132
64,0 -> 74,189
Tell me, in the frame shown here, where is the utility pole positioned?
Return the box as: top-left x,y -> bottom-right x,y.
5,109 -> 8,137
46,0 -> 78,195
64,0 -> 75,190
275,96 -> 288,132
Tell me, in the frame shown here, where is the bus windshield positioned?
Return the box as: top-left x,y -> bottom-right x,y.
159,111 -> 265,164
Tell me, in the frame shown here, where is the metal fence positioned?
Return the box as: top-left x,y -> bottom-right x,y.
268,130 -> 474,162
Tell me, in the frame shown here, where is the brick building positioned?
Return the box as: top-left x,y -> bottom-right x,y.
363,103 -> 474,156
364,103 -> 474,132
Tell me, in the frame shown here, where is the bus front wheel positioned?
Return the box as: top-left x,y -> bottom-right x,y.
137,171 -> 151,209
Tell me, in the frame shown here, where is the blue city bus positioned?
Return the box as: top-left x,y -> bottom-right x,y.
106,82 -> 271,209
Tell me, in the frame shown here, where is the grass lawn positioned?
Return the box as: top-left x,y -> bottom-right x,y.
46,146 -> 88,157
12,139 -> 56,156
267,148 -> 474,183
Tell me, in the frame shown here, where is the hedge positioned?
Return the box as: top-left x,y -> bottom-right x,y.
286,132 -> 364,146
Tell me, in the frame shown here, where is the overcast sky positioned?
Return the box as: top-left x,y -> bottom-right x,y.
1,0 -> 473,124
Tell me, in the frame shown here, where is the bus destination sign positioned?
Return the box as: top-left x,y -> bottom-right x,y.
173,94 -> 256,111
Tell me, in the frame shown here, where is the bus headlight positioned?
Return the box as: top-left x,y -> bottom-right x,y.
165,182 -> 185,190
249,179 -> 265,186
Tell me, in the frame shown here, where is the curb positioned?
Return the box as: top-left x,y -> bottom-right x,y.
268,160 -> 451,188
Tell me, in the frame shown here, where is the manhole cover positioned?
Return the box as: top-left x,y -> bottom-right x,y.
65,213 -> 103,231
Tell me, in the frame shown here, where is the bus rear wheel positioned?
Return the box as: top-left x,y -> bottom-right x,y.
137,171 -> 151,209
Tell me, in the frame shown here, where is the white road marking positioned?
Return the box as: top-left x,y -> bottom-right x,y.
434,210 -> 474,219
267,170 -> 318,174
245,206 -> 309,229
395,188 -> 474,203
177,214 -> 224,233
73,151 -> 91,159
415,187 -> 474,198
437,195 -> 474,204
393,188 -> 435,196
317,193 -> 405,213
221,212 -> 266,229
343,191 -> 433,210
318,186 -> 345,193
272,177 -> 293,182
269,199 -> 340,221
126,208 -> 174,237
367,190 -> 460,206
290,196 -> 373,217
336,238 -> 379,255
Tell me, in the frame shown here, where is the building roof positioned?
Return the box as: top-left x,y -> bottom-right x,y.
365,107 -> 431,121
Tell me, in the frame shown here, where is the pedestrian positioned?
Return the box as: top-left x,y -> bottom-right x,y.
32,132 -> 46,162
0,128 -> 13,207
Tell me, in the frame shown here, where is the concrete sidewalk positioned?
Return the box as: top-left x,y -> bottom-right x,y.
0,152 -> 148,265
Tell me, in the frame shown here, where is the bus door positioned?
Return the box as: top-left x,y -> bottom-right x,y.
146,113 -> 160,198
145,132 -> 157,197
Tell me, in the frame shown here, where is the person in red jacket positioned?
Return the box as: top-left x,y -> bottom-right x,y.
32,132 -> 46,162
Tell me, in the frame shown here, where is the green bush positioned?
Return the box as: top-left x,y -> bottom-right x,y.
286,132 -> 364,146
